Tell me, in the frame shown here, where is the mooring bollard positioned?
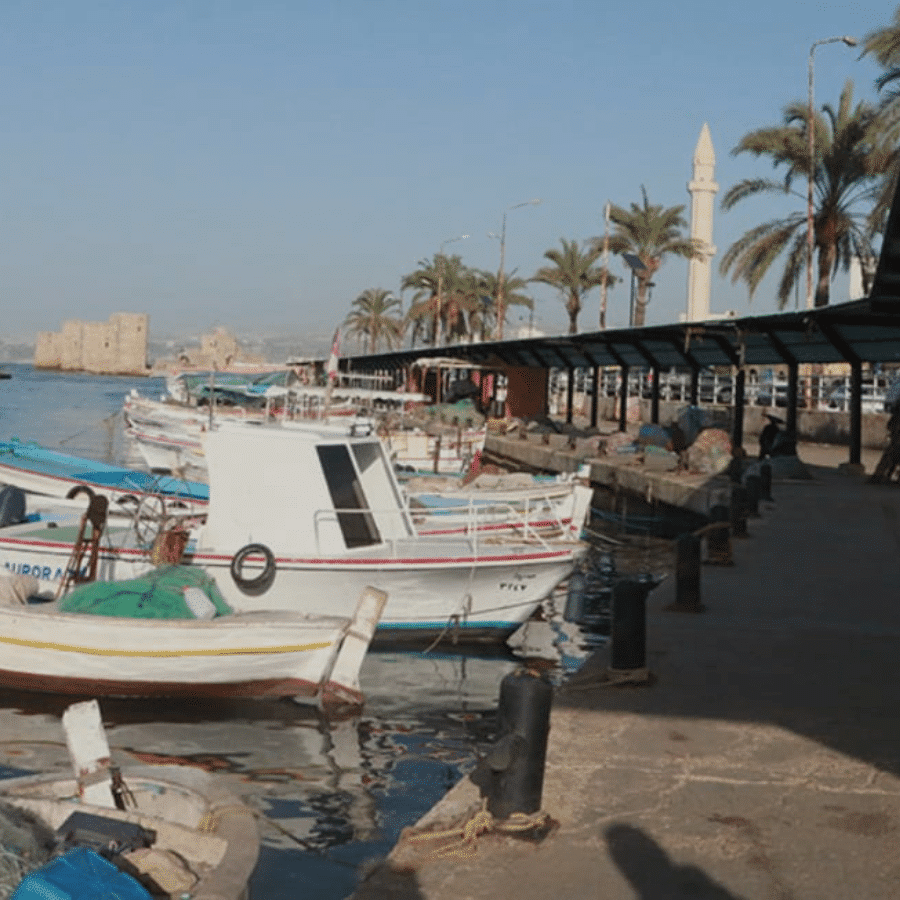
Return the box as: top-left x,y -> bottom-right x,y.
608,579 -> 650,681
729,484 -> 748,538
474,668 -> 553,819
706,504 -> 733,566
759,462 -> 773,501
667,533 -> 704,612
744,473 -> 761,518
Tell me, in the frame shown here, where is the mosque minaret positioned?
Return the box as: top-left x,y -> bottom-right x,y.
685,123 -> 718,321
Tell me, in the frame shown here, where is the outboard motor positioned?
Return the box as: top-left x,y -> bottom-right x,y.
0,485 -> 26,527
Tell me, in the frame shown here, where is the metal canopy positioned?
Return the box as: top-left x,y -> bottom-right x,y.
346,297 -> 900,375
346,175 -> 900,376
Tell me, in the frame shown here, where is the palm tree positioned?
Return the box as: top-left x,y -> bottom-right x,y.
402,254 -> 475,345
862,8 -> 900,229
597,187 -> 698,326
531,239 -> 607,334
720,80 -> 895,308
863,7 -> 900,116
472,270 -> 534,340
343,288 -> 404,354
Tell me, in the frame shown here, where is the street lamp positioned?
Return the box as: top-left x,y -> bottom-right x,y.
622,252 -> 646,327
436,234 -> 468,345
490,199 -> 541,339
806,34 -> 856,310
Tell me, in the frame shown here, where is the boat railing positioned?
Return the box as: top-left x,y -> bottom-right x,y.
312,499 -> 570,558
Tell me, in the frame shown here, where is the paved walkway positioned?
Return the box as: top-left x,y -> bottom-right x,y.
350,445 -> 900,900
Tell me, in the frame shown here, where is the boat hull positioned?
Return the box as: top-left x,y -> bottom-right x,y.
1,764 -> 259,900
0,531 -> 582,644
0,603 -> 353,701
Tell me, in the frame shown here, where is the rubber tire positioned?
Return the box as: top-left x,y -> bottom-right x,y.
230,543 -> 277,595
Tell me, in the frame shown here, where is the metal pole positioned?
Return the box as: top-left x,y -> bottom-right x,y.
806,35 -> 857,310
600,201 -> 610,329
806,42 -> 816,311
495,200 -> 540,340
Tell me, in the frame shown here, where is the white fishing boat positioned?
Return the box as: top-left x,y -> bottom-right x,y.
0,421 -> 585,644
0,439 -> 208,511
1,701 -> 259,900
0,569 -> 385,710
405,471 -> 592,538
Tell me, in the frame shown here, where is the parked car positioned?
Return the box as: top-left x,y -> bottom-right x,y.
754,381 -> 802,408
826,382 -> 887,415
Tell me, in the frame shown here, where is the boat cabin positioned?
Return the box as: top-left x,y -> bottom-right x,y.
198,421 -> 416,555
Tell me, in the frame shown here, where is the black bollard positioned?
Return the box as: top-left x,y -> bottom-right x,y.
667,533 -> 704,612
759,462 -> 773,502
474,668 -> 553,819
744,474 -> 761,518
706,504 -> 733,566
729,484 -> 748,538
609,579 -> 648,672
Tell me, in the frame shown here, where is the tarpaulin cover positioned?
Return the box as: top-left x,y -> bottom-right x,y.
58,565 -> 232,619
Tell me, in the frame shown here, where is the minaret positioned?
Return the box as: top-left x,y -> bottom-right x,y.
686,123 -> 718,321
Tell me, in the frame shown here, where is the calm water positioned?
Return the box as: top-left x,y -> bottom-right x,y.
0,362 -> 591,899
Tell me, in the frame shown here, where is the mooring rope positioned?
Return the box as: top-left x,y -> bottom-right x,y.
400,798 -> 552,860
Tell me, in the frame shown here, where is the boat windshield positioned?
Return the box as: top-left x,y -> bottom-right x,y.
317,444 -> 381,548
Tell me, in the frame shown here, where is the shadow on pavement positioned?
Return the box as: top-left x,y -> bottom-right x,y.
606,823 -> 745,900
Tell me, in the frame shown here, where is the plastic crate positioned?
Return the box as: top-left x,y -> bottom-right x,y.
12,846 -> 153,900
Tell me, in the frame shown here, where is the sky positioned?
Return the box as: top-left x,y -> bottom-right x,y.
0,0 -> 893,346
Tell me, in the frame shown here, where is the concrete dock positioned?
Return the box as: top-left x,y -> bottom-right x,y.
351,441 -> 900,900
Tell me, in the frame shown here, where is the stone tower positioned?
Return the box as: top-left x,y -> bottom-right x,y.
686,123 -> 718,321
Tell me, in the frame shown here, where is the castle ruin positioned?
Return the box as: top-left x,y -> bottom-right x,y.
34,313 -> 149,376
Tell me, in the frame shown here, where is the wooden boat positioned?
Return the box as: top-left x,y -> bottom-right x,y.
0,439 -> 208,511
0,422 -> 584,645
1,701 -> 259,900
0,570 -> 386,710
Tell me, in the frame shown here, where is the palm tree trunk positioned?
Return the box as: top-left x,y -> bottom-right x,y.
814,242 -> 834,307
567,291 -> 580,334
633,280 -> 650,327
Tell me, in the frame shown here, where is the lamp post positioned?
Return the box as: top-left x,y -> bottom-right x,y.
491,199 -> 541,340
599,201 -> 611,329
435,234 -> 468,345
806,34 -> 856,310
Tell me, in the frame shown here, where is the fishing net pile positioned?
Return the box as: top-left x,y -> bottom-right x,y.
0,802 -> 54,900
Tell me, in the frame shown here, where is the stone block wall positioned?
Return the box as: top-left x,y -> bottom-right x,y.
34,313 -> 149,376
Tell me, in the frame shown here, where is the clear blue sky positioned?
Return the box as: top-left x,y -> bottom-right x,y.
0,0 -> 891,345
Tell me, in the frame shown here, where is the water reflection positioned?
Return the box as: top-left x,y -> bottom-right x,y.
0,620 -> 594,900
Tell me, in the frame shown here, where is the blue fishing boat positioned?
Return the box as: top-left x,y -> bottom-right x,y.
0,439 -> 208,509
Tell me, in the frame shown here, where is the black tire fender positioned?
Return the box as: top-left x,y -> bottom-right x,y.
230,543 -> 276,594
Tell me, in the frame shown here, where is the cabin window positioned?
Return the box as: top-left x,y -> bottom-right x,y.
316,444 -> 380,548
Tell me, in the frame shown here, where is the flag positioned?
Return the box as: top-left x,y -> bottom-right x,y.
327,328 -> 340,382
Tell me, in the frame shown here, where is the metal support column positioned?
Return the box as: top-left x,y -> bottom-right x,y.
731,368 -> 746,451
566,366 -> 575,425
618,364 -> 630,432
850,361 -> 862,466
590,364 -> 600,429
689,367 -> 699,406
650,364 -> 661,424
786,363 -> 799,439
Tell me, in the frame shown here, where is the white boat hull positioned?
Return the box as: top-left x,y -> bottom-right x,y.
0,580 -> 385,707
0,530 -> 580,643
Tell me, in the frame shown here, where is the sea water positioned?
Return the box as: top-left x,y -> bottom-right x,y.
0,363 -> 589,899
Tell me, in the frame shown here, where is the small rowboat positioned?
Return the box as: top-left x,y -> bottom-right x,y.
1,701 -> 261,900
